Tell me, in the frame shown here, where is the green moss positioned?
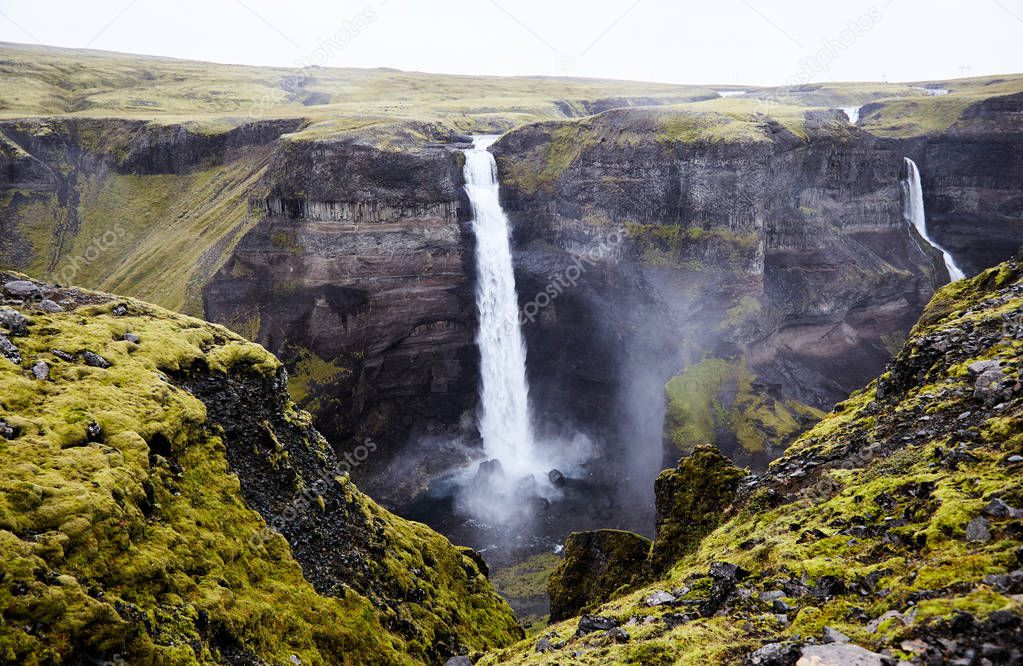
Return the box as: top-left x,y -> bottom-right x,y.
481,262 -> 1023,664
548,530 -> 652,622
492,552 -> 562,600
286,348 -> 351,406
665,358 -> 823,455
648,445 -> 746,575
0,283 -> 521,663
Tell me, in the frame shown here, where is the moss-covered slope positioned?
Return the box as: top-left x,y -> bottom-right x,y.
481,260 -> 1023,664
0,272 -> 521,664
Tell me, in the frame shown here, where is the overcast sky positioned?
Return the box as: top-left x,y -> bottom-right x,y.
0,0 -> 1020,85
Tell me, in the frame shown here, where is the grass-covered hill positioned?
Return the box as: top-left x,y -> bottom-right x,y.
0,271 -> 521,664
0,41 -> 717,131
481,259 -> 1023,664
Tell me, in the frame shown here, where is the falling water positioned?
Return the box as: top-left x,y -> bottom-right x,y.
903,157 -> 966,281
463,135 -> 537,478
841,106 -> 862,124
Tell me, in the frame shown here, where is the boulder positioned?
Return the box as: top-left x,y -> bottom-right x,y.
575,614 -> 619,635
0,308 -> 28,336
648,445 -> 746,575
548,529 -> 651,622
3,280 -> 40,298
966,516 -> 992,542
83,351 -> 111,369
797,643 -> 890,665
745,642 -> 803,665
31,360 -> 49,380
0,335 -> 21,365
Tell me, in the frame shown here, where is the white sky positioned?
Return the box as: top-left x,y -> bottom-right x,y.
0,0 -> 1020,86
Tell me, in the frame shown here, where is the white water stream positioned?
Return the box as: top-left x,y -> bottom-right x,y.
903,157 -> 965,281
463,135 -> 537,478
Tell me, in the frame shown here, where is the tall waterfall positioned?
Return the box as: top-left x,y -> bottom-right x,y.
903,157 -> 966,282
463,135 -> 536,478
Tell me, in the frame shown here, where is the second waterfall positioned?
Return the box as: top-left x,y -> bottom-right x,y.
463,135 -> 538,481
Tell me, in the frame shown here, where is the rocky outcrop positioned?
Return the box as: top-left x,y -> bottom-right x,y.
547,530 -> 652,622
0,271 -> 522,664
648,444 -> 746,575
480,260 -> 1023,665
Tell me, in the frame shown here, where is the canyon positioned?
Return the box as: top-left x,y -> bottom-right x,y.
2,44 -> 1023,647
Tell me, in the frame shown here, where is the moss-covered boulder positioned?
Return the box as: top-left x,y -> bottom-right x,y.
547,530 -> 652,622
0,272 -> 521,664
648,444 -> 747,576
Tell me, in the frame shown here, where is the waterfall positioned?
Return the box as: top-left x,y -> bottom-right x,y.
463,135 -> 537,479
902,157 -> 965,282
841,106 -> 861,125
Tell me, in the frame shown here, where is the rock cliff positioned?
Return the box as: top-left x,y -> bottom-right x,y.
491,106 -> 943,481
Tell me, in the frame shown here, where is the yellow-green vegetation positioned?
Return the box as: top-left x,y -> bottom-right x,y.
492,553 -> 563,601
646,445 -> 747,577
0,42 -> 715,131
482,261 -> 1023,664
3,141 -> 269,316
497,103 -> 822,195
664,358 -> 824,455
286,347 -> 350,409
0,277 -> 521,664
547,531 -> 652,622
858,95 -> 980,137
625,224 -> 761,271
491,552 -> 562,633
747,81 -> 933,107
656,98 -> 814,142
857,75 -> 1023,136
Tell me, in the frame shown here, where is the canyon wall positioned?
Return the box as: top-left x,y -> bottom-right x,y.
491,108 -> 943,483
909,92 -> 1023,274
2,94 -> 1021,510
203,133 -> 481,504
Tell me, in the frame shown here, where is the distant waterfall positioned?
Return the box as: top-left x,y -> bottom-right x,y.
902,157 -> 966,282
841,106 -> 861,124
462,135 -> 536,478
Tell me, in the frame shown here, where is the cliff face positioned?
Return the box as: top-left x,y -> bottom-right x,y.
492,107 -> 941,474
202,130 -> 480,504
482,259 -> 1023,666
0,272 -> 521,664
0,116 -> 299,314
0,117 -> 483,505
909,92 -> 1023,275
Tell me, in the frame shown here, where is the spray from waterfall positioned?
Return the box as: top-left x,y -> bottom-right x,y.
454,135 -> 552,524
902,157 -> 966,282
